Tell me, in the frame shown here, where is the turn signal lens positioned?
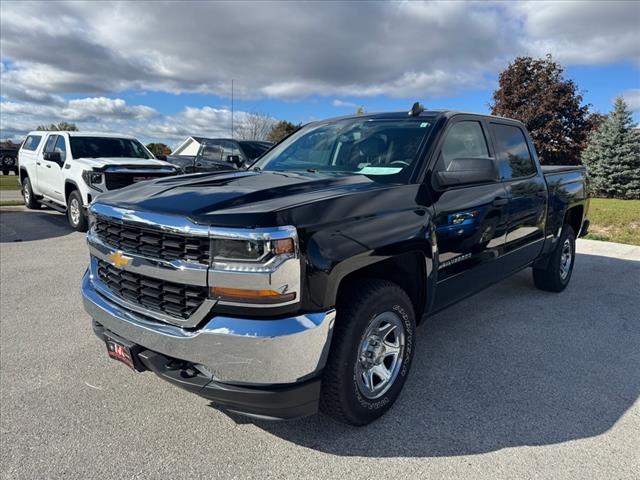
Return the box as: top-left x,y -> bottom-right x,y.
210,286 -> 296,304
273,238 -> 295,255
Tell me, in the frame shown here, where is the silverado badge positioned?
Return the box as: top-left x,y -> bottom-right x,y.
108,250 -> 132,269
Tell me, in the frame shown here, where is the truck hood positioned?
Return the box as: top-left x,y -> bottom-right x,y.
94,170 -> 396,227
75,157 -> 174,170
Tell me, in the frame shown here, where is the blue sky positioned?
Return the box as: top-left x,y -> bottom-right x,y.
1,1 -> 638,146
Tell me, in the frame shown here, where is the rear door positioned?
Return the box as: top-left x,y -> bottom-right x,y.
489,122 -> 546,268
431,116 -> 509,310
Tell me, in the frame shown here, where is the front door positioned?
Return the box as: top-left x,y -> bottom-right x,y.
430,118 -> 509,311
39,135 -> 67,203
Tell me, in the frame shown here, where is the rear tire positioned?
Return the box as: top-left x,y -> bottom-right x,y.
533,225 -> 576,292
22,177 -> 41,209
320,279 -> 416,426
67,190 -> 88,232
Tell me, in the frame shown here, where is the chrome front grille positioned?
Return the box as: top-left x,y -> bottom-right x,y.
94,217 -> 210,264
96,259 -> 208,319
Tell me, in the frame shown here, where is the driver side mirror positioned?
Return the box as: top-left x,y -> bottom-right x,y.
226,155 -> 243,167
43,151 -> 62,165
435,157 -> 497,188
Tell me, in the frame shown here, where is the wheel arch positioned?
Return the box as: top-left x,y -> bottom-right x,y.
331,251 -> 432,324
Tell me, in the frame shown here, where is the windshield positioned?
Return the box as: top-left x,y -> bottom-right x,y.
252,117 -> 432,182
69,137 -> 152,159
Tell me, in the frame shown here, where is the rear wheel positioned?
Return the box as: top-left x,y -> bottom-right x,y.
320,279 -> 416,425
533,225 -> 576,292
67,190 -> 88,232
22,177 -> 41,209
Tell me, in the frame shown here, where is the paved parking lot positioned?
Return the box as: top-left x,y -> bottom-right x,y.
1,207 -> 639,479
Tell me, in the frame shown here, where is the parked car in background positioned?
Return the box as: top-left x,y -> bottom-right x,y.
1,144 -> 19,175
18,131 -> 178,231
166,138 -> 272,173
82,108 -> 589,425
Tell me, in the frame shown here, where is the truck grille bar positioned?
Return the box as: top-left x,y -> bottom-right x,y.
96,259 -> 208,320
94,217 -> 211,265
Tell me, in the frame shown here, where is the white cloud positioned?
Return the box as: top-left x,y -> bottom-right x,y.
620,89 -> 640,112
332,100 -> 358,108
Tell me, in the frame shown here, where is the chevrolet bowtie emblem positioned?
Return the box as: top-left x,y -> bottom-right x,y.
108,250 -> 132,269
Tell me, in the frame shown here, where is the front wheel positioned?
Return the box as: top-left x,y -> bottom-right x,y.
67,190 -> 88,232
22,177 -> 41,209
533,225 -> 576,292
320,279 -> 416,425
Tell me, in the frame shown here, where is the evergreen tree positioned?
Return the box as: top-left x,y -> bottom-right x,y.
582,98 -> 640,199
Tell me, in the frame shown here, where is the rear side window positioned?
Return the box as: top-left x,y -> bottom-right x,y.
22,135 -> 42,151
43,135 -> 58,153
440,121 -> 489,170
490,123 -> 536,179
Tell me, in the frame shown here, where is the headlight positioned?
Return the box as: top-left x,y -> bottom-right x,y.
82,170 -> 104,191
211,237 -> 295,263
209,227 -> 300,306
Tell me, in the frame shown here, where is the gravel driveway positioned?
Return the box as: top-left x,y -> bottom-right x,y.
1,207 -> 639,479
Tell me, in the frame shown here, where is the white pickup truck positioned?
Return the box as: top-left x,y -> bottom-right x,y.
18,131 -> 178,231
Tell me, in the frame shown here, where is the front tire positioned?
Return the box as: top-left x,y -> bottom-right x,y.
67,190 -> 88,232
22,177 -> 41,209
533,225 -> 576,292
320,279 -> 416,426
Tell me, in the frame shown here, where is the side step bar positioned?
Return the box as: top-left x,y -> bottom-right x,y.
40,199 -> 67,213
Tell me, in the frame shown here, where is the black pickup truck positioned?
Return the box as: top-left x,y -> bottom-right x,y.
82,109 -> 589,425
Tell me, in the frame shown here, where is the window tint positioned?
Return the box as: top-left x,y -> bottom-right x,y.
43,135 -> 58,153
54,136 -> 67,162
440,121 -> 489,169
22,135 -> 42,151
491,123 -> 536,179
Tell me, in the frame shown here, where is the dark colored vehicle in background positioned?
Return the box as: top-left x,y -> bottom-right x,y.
166,139 -> 272,173
82,108 -> 589,425
1,144 -> 19,175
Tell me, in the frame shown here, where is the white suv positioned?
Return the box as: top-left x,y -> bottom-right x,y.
18,132 -> 178,231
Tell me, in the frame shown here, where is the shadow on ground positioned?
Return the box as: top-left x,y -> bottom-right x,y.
0,208 -> 74,242
227,253 -> 640,457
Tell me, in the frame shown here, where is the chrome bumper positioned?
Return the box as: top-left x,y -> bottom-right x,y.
82,270 -> 335,385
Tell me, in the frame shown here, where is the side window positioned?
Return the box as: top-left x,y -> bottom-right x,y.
22,135 -> 42,151
54,136 -> 67,162
490,123 -> 536,179
43,135 -> 58,154
221,140 -> 242,161
200,142 -> 223,162
440,121 -> 489,170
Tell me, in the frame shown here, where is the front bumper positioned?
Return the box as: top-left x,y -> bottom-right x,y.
82,270 -> 335,414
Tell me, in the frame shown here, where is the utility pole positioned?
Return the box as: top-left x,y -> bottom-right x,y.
231,79 -> 234,140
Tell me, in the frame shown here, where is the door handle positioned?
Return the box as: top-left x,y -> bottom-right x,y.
46,164 -> 51,168
196,163 -> 203,167
36,162 -> 41,165
492,198 -> 508,206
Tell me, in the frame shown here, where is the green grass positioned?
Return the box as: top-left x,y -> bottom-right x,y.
0,175 -> 20,190
584,198 -> 640,246
0,200 -> 23,206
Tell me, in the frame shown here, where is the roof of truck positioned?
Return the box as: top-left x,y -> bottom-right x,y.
26,131 -> 139,139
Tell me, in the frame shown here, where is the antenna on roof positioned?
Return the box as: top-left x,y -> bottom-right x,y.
408,102 -> 425,117
231,79 -> 234,140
